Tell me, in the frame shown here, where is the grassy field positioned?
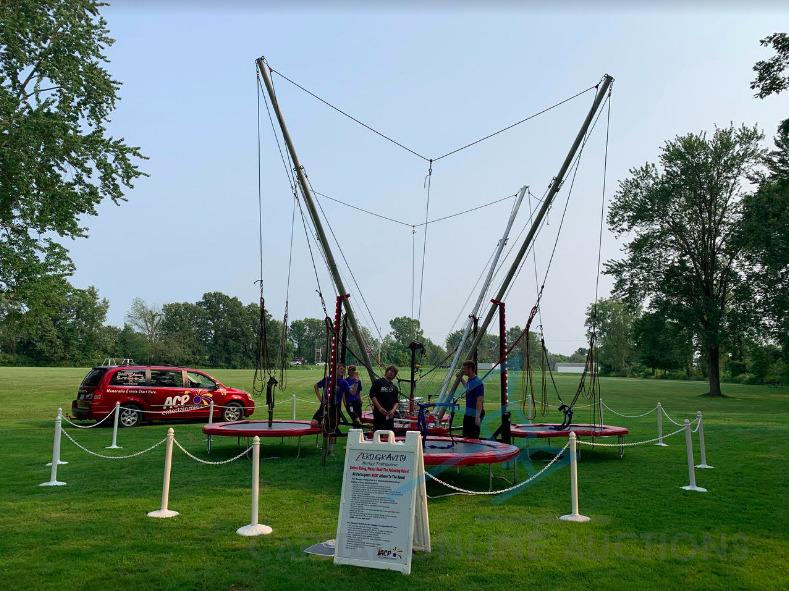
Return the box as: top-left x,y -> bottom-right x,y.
1,366 -> 787,591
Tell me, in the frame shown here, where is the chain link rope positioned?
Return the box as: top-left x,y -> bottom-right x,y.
661,406 -> 701,427
61,429 -> 167,459
601,401 -> 658,418
575,425 -> 688,447
173,438 -> 255,465
62,411 -> 116,428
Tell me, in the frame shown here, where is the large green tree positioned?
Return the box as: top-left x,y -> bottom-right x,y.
741,123 -> 789,366
606,125 -> 764,396
0,1 -> 146,298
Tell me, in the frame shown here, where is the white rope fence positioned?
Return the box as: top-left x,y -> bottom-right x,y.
41,413 -> 275,536
42,397 -> 715,531
601,401 -> 658,418
62,429 -> 167,460
62,411 -> 116,428
173,438 -> 254,465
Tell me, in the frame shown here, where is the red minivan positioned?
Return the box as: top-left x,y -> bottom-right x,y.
71,365 -> 254,427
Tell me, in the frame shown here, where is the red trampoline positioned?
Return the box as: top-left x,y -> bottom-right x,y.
420,436 -> 520,467
202,419 -> 320,455
510,423 -> 628,458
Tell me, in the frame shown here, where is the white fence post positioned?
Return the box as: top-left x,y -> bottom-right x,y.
695,411 -> 714,469
560,433 -> 590,522
106,402 -> 121,449
237,436 -> 273,536
40,409 -> 67,487
681,419 -> 707,492
208,399 -> 215,426
655,402 -> 668,446
148,428 -> 180,518
292,395 -> 296,420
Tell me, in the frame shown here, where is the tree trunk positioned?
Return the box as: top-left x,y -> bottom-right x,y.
705,346 -> 724,396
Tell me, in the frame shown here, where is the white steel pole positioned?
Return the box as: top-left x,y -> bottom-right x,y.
148,428 -> 180,517
106,402 -> 121,449
695,411 -> 713,469
655,402 -> 668,446
436,186 -> 527,408
208,399 -> 215,426
237,436 -> 273,536
681,419 -> 707,492
443,76 -> 615,406
40,409 -> 67,486
292,395 -> 296,420
560,433 -> 590,522
257,57 -> 376,385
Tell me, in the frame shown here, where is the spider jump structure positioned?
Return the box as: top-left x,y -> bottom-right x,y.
220,57 -> 626,467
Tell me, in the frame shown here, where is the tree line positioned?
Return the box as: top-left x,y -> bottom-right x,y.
0,287 -> 568,371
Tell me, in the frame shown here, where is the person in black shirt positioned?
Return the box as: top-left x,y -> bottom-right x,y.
369,365 -> 399,433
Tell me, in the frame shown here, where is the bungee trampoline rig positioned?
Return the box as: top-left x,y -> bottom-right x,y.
211,57 -> 627,469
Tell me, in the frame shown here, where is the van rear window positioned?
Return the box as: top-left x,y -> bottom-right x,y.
81,368 -> 107,387
110,369 -> 147,386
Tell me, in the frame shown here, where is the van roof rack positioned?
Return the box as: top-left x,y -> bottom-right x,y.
101,358 -> 135,366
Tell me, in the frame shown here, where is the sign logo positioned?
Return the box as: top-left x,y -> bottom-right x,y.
376,547 -> 403,560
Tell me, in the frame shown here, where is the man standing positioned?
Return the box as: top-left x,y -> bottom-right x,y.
369,365 -> 399,433
458,360 -> 485,439
311,363 -> 345,455
339,365 -> 363,427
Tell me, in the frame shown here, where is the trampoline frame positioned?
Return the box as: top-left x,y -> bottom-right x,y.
510,423 -> 628,459
202,420 -> 320,456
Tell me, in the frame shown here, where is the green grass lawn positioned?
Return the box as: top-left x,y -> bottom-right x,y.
1,366 -> 787,591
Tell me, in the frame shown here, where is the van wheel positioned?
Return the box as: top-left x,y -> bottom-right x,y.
119,403 -> 143,428
221,402 -> 244,422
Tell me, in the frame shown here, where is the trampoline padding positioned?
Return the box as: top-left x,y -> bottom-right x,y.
510,423 -> 628,439
202,419 -> 320,438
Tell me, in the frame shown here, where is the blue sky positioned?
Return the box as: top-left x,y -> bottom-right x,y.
67,2 -> 788,355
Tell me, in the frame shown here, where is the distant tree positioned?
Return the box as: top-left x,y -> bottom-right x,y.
380,334 -> 407,367
632,312 -> 692,375
444,328 -> 500,364
505,325 -> 545,369
196,292 -> 248,368
585,298 -> 638,374
570,348 -> 588,363
0,0 -> 146,306
606,125 -> 764,395
289,317 -> 334,364
751,33 -> 789,99
389,317 -> 424,348
422,338 -> 447,367
125,298 -> 161,363
159,302 -> 206,366
0,277 -> 108,365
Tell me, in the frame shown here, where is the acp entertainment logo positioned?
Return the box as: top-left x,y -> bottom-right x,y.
376,546 -> 404,560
